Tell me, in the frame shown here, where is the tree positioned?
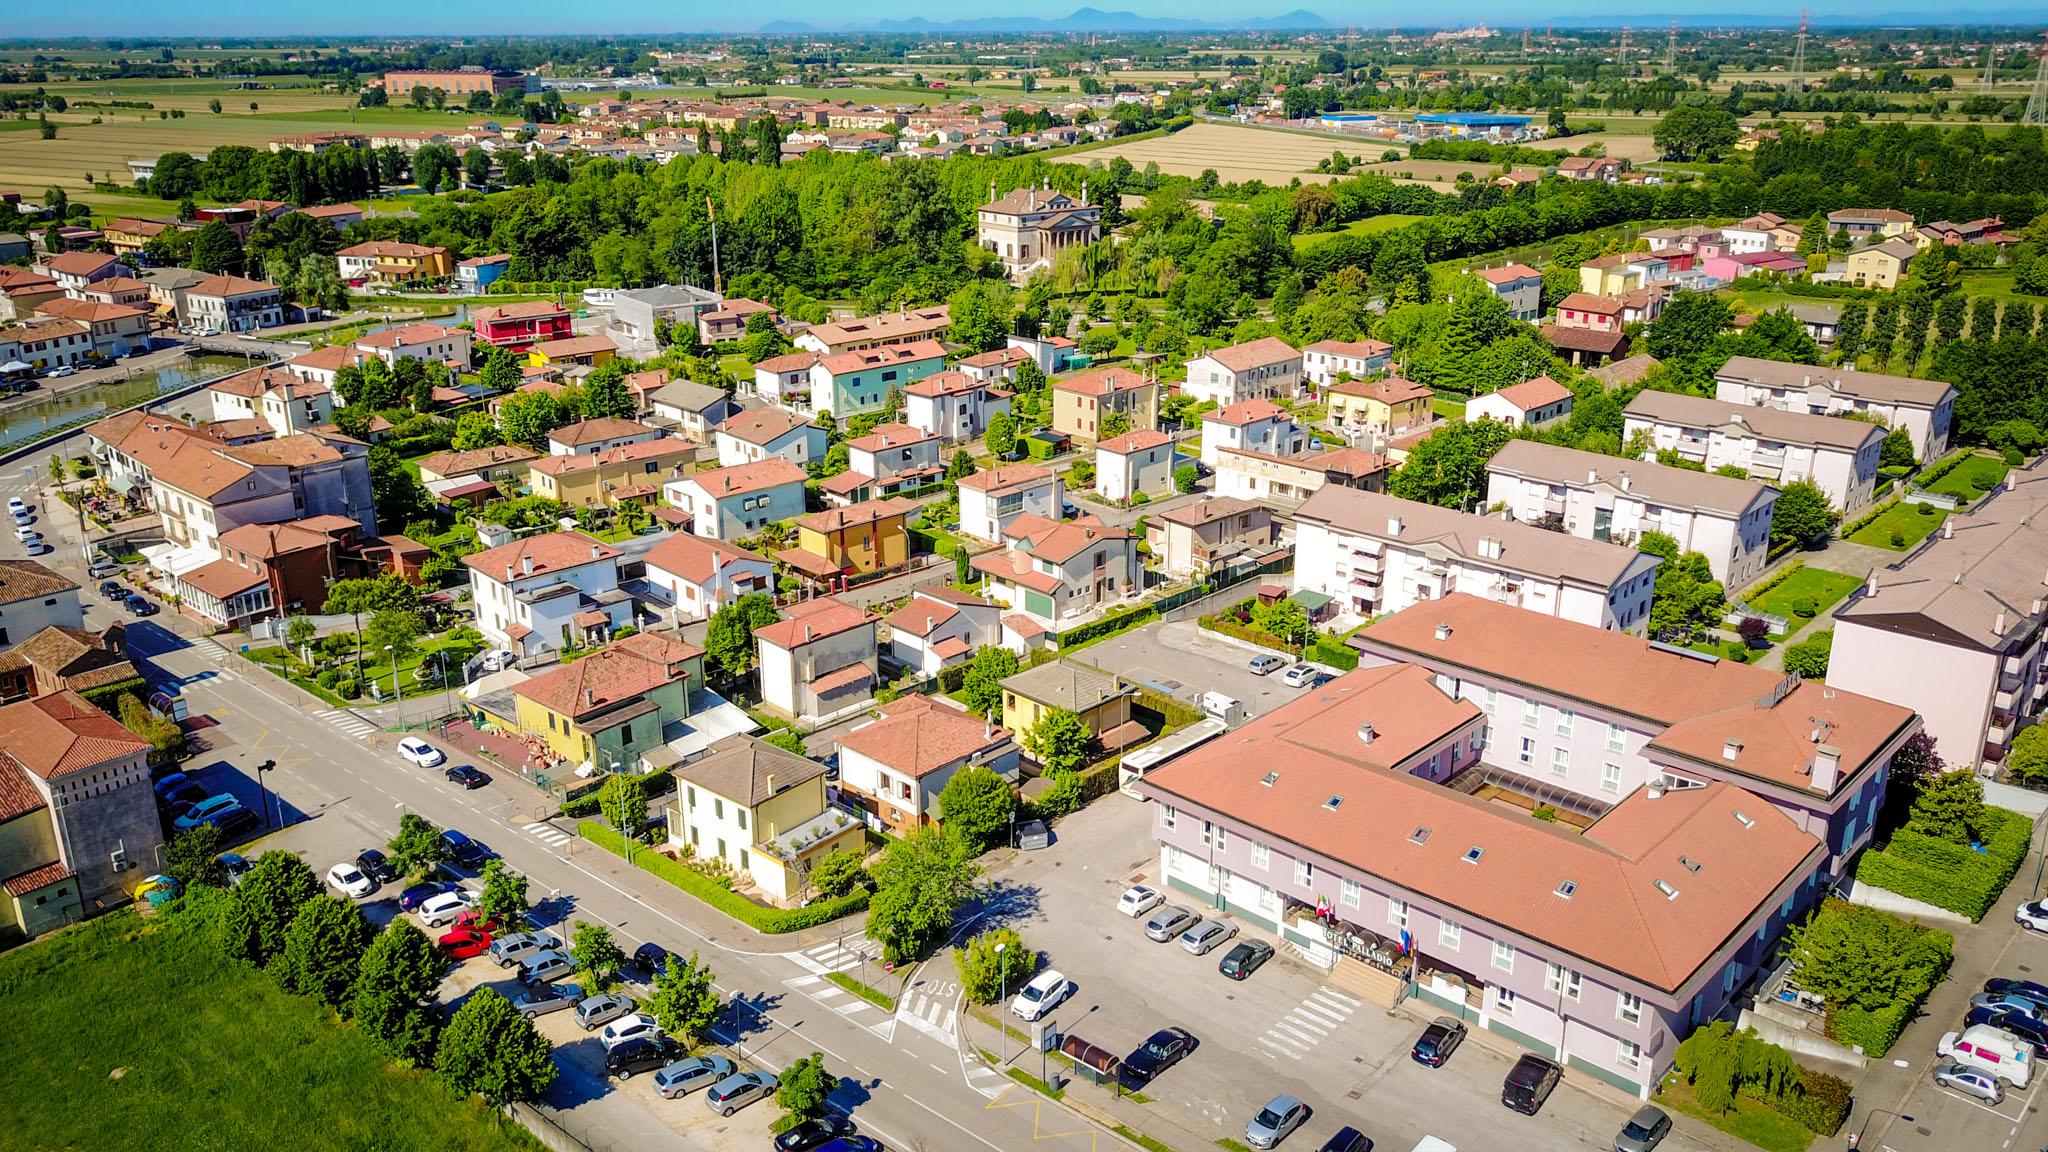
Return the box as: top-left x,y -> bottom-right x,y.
947,449 -> 977,481
810,848 -> 869,898
1782,631 -> 1833,679
2008,725 -> 2048,787
703,593 -> 782,680
1099,411 -> 1132,440
451,410 -> 504,451
1879,427 -> 1916,469
1251,597 -> 1312,646
598,772 -> 647,834
496,389 -> 566,450
866,826 -> 980,962
644,952 -> 722,1044
1387,418 -> 1515,510
1174,464 -> 1199,494
322,576 -> 386,679
947,281 -> 1011,353
435,988 -> 558,1106
275,893 -> 376,1011
294,254 -> 347,313
1645,292 -> 1734,364
985,413 -> 1017,460
1638,532 -> 1726,645
1769,480 -> 1840,548
571,920 -> 627,990
761,728 -> 809,755
580,361 -> 637,420
364,607 -> 424,676
412,144 -> 460,195
1024,707 -> 1092,775
1780,899 -> 1954,1015
956,926 -> 1031,1004
776,1051 -> 835,1131
117,692 -> 184,756
386,812 -> 453,880
190,219 -> 244,275
479,346 -> 522,394
224,851 -> 321,965
163,825 -> 227,889
463,147 -> 493,190
352,919 -> 443,1065
476,859 -> 530,926
937,765 -> 1016,854
1910,768 -> 1987,844
1652,105 -> 1740,162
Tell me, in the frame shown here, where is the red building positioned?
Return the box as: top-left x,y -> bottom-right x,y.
190,516 -> 429,625
473,300 -> 573,350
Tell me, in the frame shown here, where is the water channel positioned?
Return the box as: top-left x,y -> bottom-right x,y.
0,353 -> 262,451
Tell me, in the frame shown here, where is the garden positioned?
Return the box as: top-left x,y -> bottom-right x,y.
1844,499 -> 1949,550
1657,1022 -> 1850,1152
1854,762 -> 2032,922
1919,452 -> 2009,504
243,573 -> 483,706
1743,565 -> 1861,633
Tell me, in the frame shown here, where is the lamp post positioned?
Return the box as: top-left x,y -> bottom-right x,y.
996,941 -> 1009,1065
384,644 -> 404,726
255,759 -> 276,828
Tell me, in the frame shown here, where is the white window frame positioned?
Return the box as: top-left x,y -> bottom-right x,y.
1387,897 -> 1408,929
1519,737 -> 1534,765
1618,990 -> 1643,1026
1293,858 -> 1313,887
1439,919 -> 1462,949
1551,746 -> 1570,776
1481,687 -> 1498,715
1607,722 -> 1626,753
1618,1038 -> 1642,1069
1555,708 -> 1575,737
1602,761 -> 1623,795
1160,805 -> 1176,830
1494,986 -> 1517,1016
1492,939 -> 1516,973
1522,698 -> 1541,726
1250,842 -> 1269,870
1341,878 -> 1361,909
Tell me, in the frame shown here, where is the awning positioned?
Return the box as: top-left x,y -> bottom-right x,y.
140,541 -> 215,577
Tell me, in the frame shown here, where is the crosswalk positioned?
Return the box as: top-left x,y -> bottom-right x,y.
313,708 -> 380,739
895,985 -> 958,1042
1255,985 -> 1361,1061
523,821 -> 574,849
789,940 -> 876,976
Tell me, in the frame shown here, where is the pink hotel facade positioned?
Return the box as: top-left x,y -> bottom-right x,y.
1133,594 -> 1916,1100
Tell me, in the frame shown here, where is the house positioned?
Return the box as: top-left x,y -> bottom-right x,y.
0,624 -> 136,704
34,299 -> 151,359
1200,400 -> 1305,469
667,735 -> 866,905
836,696 -> 1019,832
33,252 -> 128,293
1922,217 -> 2007,247
905,371 -> 1012,443
751,351 -> 822,411
0,690 -> 157,941
794,306 -> 950,356
811,340 -> 948,420
133,431 -> 377,572
715,408 -> 827,469
353,322 -> 470,369
1214,444 -> 1389,504
1714,355 -> 1955,462
779,499 -> 917,583
1468,377 -> 1575,428
180,516 -> 426,628
1721,213 -> 1796,255
184,275 -> 284,333
1622,390 -> 1884,514
416,444 -> 537,487
696,298 -> 777,345
845,424 -> 943,495
204,364 -> 335,437
1553,293 -> 1625,335
1845,240 -> 1917,291
455,253 -> 511,293
1471,263 -> 1544,321
1147,496 -> 1279,579
647,379 -> 743,441
0,561 -> 83,650
1830,465 -> 2048,770
955,346 -> 1033,385
610,284 -> 722,345
754,597 -> 879,723
0,268 -> 67,323
546,417 -> 660,458
102,218 -> 180,260
1301,339 -> 1395,389
1781,303 -> 1842,347
1181,337 -> 1304,406
1293,484 -> 1661,629
1825,208 -> 1915,244
525,334 -> 617,369
1137,595 -> 1917,1099
473,300 -> 573,350
973,514 -> 1141,629
1485,440 -> 1779,587
977,184 -> 1103,280
1051,367 -> 1159,441
1095,430 -> 1175,503
0,316 -> 91,372
957,464 -> 1062,543
275,342 -> 370,393
642,534 -> 775,622
70,277 -> 152,309
528,438 -> 696,510
335,241 -> 452,286
998,659 -> 1140,747
1327,376 -> 1434,439
1702,251 -> 1807,285
1006,333 -> 1081,377
461,531 -> 632,658
1579,254 -> 1661,297
500,631 -> 704,773
666,458 -> 808,540
1555,155 -> 1628,182
1587,354 -> 1663,392
1540,322 -> 1630,367
885,587 -> 1008,675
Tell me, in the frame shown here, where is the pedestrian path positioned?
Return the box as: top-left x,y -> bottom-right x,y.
313,707 -> 380,739
782,973 -> 894,1040
1255,986 -> 1361,1061
522,820 -> 574,849
788,939 -> 877,976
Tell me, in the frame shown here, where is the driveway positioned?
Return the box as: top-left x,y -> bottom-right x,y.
1075,619 -> 1309,717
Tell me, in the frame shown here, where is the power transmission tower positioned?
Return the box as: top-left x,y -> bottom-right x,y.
1522,27 -> 1530,54
2028,34 -> 2048,126
1982,41 -> 1999,89
1790,11 -> 1809,92
1618,27 -> 1631,73
1666,21 -> 1678,71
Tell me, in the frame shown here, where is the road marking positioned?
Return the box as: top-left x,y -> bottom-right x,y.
314,708 -> 381,739
522,821 -> 574,848
1254,985 -> 1359,1059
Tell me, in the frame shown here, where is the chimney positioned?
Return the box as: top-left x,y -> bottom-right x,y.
1588,467 -> 1599,483
803,625 -> 812,643
1943,518 -> 1955,540
522,555 -> 534,576
1356,722 -> 1376,746
1721,738 -> 1742,762
925,616 -> 934,634
584,687 -> 594,707
1434,621 -> 1452,641
504,564 -> 514,582
1995,610 -> 2008,635
764,772 -> 776,795
591,544 -> 601,559
1386,516 -> 1404,536
1811,744 -> 1841,792
1866,571 -> 1879,597
1619,473 -> 1632,492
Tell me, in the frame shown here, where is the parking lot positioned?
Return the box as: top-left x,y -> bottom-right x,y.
982,793 -> 1730,1152
1072,619 -> 1332,719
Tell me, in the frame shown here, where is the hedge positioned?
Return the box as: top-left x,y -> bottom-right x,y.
1054,603 -> 1158,649
1305,636 -> 1360,671
1774,1067 -> 1853,1136
1736,560 -> 1805,606
1853,805 -> 2032,921
1198,612 -> 1292,652
577,820 -> 870,933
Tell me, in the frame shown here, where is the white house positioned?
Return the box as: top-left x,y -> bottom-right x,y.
1712,356 -> 1955,463
547,417 -> 662,458
206,364 -> 336,437
845,423 -> 944,494
184,275 -> 285,333
461,531 -> 632,657
1622,390 -> 1884,514
641,533 -> 775,622
1181,337 -> 1303,406
1301,338 -> 1394,389
834,694 -> 1018,833
665,458 -> 808,540
972,514 -> 1142,629
957,464 -> 1062,543
353,321 -> 470,369
1200,399 -> 1305,470
751,351 -> 820,410
1467,377 -> 1575,427
0,560 -> 83,650
954,347 -> 1032,386
1095,430 -> 1175,503
754,597 -> 878,723
1006,333 -> 1080,377
1293,484 -> 1662,631
715,408 -> 828,469
648,379 -> 743,442
885,586 -> 1007,675
905,370 -> 1012,443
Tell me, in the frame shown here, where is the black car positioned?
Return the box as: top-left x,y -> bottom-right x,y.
1986,978 -> 2048,1009
1410,1017 -> 1468,1068
445,765 -> 490,790
440,828 -> 488,867
1317,1128 -> 1372,1152
356,848 -> 398,885
1966,1005 -> 2048,1055
157,779 -> 208,813
773,1115 -> 856,1151
635,941 -> 674,979
124,595 -> 158,617
1119,1027 -> 1196,1090
1218,940 -> 1274,980
98,579 -> 124,598
605,1035 -> 682,1080
399,880 -> 458,911
1502,1053 -> 1563,1115
211,806 -> 261,839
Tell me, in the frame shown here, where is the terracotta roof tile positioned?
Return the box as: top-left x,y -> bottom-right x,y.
682,457 -> 807,499
836,695 -> 1009,777
463,531 -> 619,581
0,560 -> 78,605
0,690 -> 149,780
753,598 -> 873,650
957,463 -> 1053,494
1197,336 -> 1300,374
719,408 -> 818,446
513,631 -> 700,719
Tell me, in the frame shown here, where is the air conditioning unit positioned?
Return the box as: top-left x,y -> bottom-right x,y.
110,847 -> 129,873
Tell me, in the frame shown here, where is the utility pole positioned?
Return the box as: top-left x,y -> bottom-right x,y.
1790,11 -> 1810,93
1666,21 -> 1678,72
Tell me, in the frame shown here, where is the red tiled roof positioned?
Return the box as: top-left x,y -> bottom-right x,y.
845,423 -> 935,453
753,598 -> 872,650
179,558 -> 266,599
957,463 -> 1053,495
1198,336 -> 1300,373
2,861 -> 72,897
0,690 -> 149,780
0,760 -> 46,822
1097,430 -> 1171,454
1331,376 -> 1433,405
718,408 -> 817,446
1541,325 -> 1629,355
462,531 -> 619,581
836,695 -> 1008,777
1053,366 -> 1150,398
1485,376 -> 1573,411
1206,399 -> 1287,427
513,631 -> 701,720
683,457 -> 807,499
1303,338 -> 1393,359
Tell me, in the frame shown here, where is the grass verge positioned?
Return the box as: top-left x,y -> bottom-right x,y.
1747,566 -> 1861,626
1007,1066 -> 1065,1099
1657,1078 -> 1813,1152
826,970 -> 897,1011
1217,1140 -> 1255,1152
1115,1125 -> 1174,1152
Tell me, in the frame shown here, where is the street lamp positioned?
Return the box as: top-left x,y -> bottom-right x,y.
385,644 -> 404,726
255,759 -> 276,828
996,942 -> 1009,1065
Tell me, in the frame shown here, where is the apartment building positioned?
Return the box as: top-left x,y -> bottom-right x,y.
527,438 -> 696,509
754,597 -> 878,723
353,321 -> 471,369
1472,263 -> 1544,321
794,306 -> 950,356
957,464 -> 1062,543
1622,391 -> 1884,514
1327,376 -> 1434,439
1301,338 -> 1395,389
1051,367 -> 1159,441
1181,337 -> 1304,406
1712,356 -> 1955,463
184,275 -> 284,333
462,532 -> 632,658
1200,400 -> 1306,469
206,364 -> 336,437
810,341 -> 948,420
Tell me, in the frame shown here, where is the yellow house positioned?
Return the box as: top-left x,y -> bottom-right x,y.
1577,255 -> 1646,297
781,498 -> 916,580
1051,366 -> 1159,442
525,335 -> 618,369
1326,376 -> 1435,437
499,632 -> 703,771
668,735 -> 866,906
103,217 -> 179,259
337,241 -> 454,283
527,439 -> 697,509
999,659 -> 1139,747
1845,240 -> 1917,291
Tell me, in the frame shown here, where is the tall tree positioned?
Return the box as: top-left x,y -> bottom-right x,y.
352,920 -> 443,1066
274,893 -> 376,1011
866,826 -> 980,963
190,219 -> 244,275
1387,418 -> 1515,510
386,812 -> 454,880
643,952 -> 722,1045
222,851 -> 321,965
936,765 -> 1016,854
571,920 -> 627,991
476,859 -> 531,926
1023,707 -> 1093,775
579,361 -> 637,421
435,988 -> 558,1106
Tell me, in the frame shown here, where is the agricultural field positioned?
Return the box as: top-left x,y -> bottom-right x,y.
1357,157 -> 1505,189
1082,121 -> 1343,184
1292,213 -> 1428,250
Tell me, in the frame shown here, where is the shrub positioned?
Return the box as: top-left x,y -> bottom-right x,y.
1854,806 -> 2030,921
1790,596 -> 1817,618
336,678 -> 361,699
1738,616 -> 1770,644
2006,448 -> 2025,466
316,669 -> 340,689
1030,772 -> 1086,820
1889,527 -> 1906,547
956,927 -> 1032,1003
1131,491 -> 1150,505
1776,1067 -> 1853,1136
578,821 -> 868,932
1918,502 -> 1935,516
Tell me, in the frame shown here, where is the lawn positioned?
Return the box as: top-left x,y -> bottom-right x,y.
1747,567 -> 1861,624
1292,213 -> 1427,250
0,908 -> 542,1152
1431,395 -> 1467,419
1923,453 -> 2008,503
1657,1078 -> 1813,1152
1847,500 -> 1948,550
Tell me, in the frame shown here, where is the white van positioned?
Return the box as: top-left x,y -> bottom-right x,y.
1198,691 -> 1248,727
1939,1024 -> 2033,1087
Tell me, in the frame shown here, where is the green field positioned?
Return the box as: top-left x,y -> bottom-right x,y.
0,907 -> 542,1152
1293,214 -> 1428,250
1924,453 -> 2009,502
1848,501 -> 1949,550
1747,566 -> 1861,626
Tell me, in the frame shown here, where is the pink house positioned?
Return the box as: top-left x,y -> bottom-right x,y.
1703,252 -> 1808,283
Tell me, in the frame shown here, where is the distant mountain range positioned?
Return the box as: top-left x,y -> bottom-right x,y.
755,7 -> 2048,33
760,8 -> 1336,34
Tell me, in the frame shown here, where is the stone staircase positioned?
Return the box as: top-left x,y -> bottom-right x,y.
1326,953 -> 1404,1008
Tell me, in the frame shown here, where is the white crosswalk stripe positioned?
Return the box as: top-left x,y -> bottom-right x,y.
523,821 -> 574,848
1255,985 -> 1359,1061
788,940 -> 878,975
313,708 -> 380,739
894,990 -> 958,1040
780,969 -> 893,1039
963,1060 -> 1011,1098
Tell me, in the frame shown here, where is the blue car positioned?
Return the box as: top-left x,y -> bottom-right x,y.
1986,978 -> 2048,1010
399,880 -> 457,911
440,828 -> 487,867
1965,1005 -> 2048,1056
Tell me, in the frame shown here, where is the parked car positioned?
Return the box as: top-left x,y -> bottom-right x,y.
1010,969 -> 1072,1021
438,926 -> 494,960
575,992 -> 637,1031
634,941 -> 674,978
1933,1060 -> 2006,1105
444,764 -> 490,790
398,880 -> 458,912
1144,905 -> 1200,942
654,1054 -> 735,1100
1117,884 -> 1166,918
1248,654 -> 1287,676
1614,1104 -> 1672,1152
216,852 -> 251,885
773,1116 -> 857,1151
1280,664 -> 1323,688
151,772 -> 191,801
2017,900 -> 2048,934
490,931 -> 555,968
519,949 -> 578,985
511,981 -> 583,1018
172,794 -> 241,831
13,524 -> 40,543
1410,1017 -> 1468,1068
396,737 -> 445,768
479,648 -> 518,672
1315,1128 -> 1370,1152
606,1035 -> 682,1080
1244,1094 -> 1309,1148
418,889 -> 479,928
1219,940 -> 1275,981
1502,1054 -> 1563,1115
1118,1027 -> 1195,1090
704,1069 -> 778,1117
157,779 -> 207,812
600,1012 -> 662,1050
1972,991 -> 2048,1021
46,364 -> 74,378
1179,919 -> 1239,956
355,848 -> 397,884
439,828 -> 487,867
1985,978 -> 2048,1007
87,560 -> 118,579
211,807 -> 260,839
811,1141 -> 881,1152
6,497 -> 26,515
99,579 -> 125,599
325,861 -> 376,899
449,909 -> 503,935
1965,1005 -> 2048,1056
124,595 -> 158,616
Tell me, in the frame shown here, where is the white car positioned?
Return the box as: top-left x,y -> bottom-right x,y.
6,498 -> 26,515
479,648 -> 518,673
46,365 -> 74,378
417,889 -> 479,928
1280,664 -> 1323,689
1117,884 -> 1166,918
326,862 -> 376,899
1010,969 -> 1072,1022
600,1012 -> 662,1050
2018,900 -> 2048,934
396,737 -> 446,768
13,524 -> 40,543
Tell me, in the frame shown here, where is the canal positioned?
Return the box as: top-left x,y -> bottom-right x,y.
0,354 -> 257,451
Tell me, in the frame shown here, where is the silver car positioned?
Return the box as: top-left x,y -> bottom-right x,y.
1933,1060 -> 2005,1104
520,948 -> 577,984
655,1054 -> 736,1099
512,981 -> 584,1018
704,1069 -> 778,1117
1179,919 -> 1239,956
575,991 -> 636,1031
1144,905 -> 1201,943
1614,1104 -> 1672,1152
1244,1093 -> 1308,1148
490,931 -> 554,968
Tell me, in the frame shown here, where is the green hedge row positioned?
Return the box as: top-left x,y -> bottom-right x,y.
1055,603 -> 1159,649
577,820 -> 870,933
1854,805 -> 2031,921
1775,1067 -> 1854,1136
1305,636 -> 1360,671
1197,613 -> 1291,652
1736,560 -> 1806,605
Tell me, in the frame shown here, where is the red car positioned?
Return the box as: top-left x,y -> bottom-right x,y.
438,926 -> 495,959
452,909 -> 504,934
